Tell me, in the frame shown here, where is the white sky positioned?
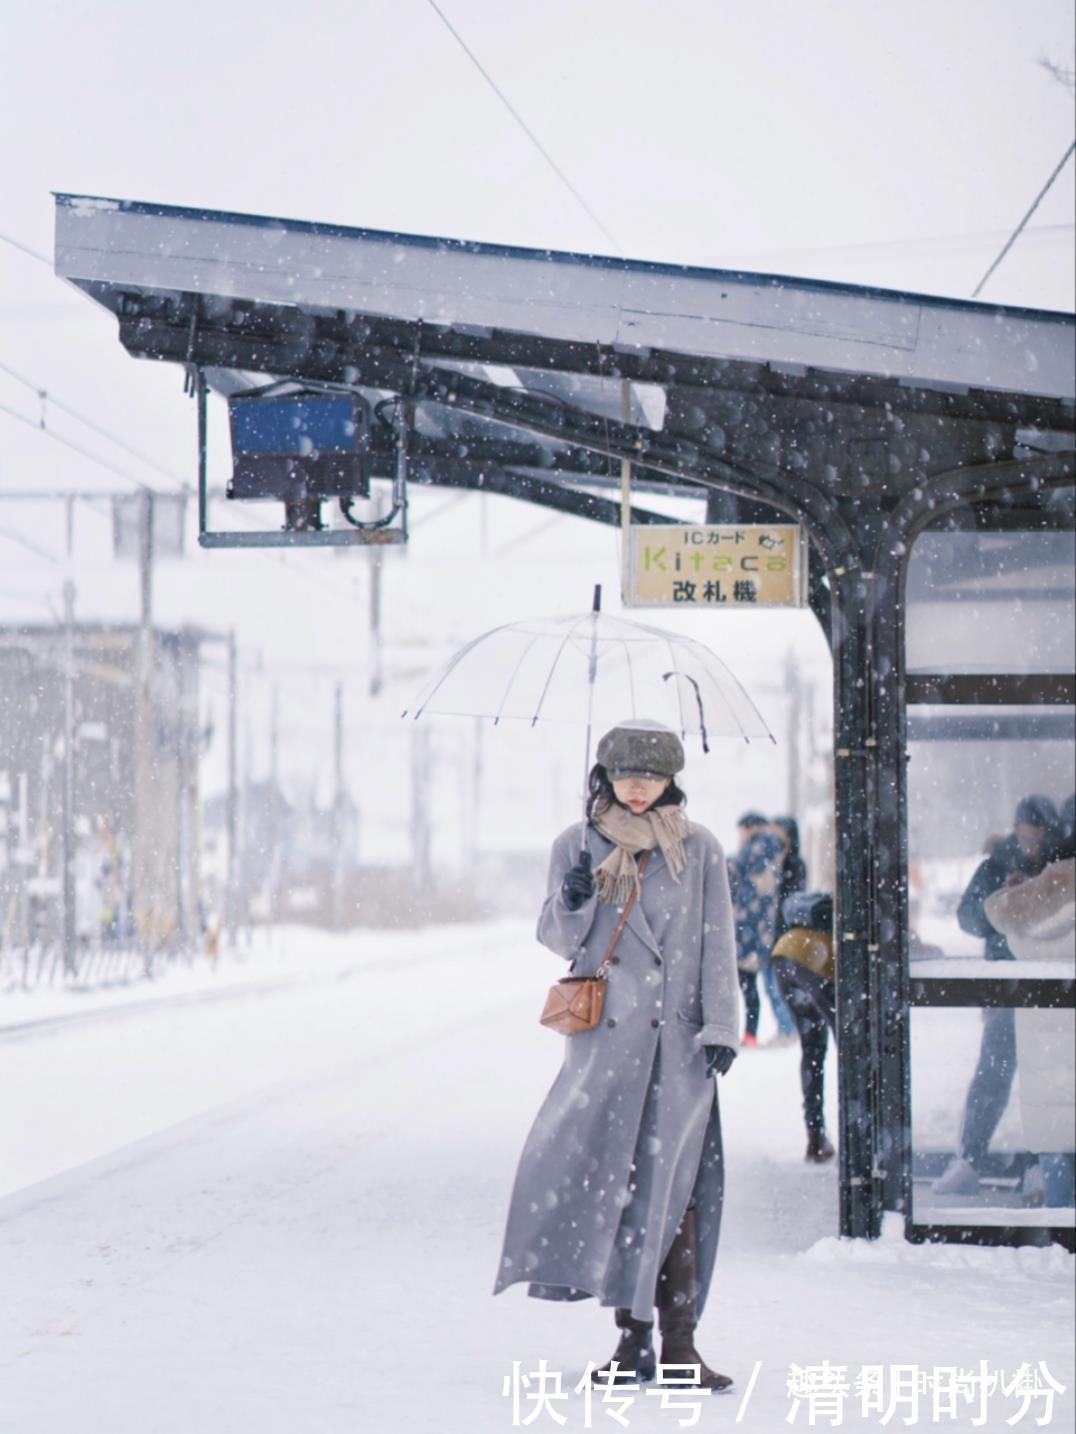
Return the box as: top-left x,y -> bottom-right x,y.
0,0 -> 1073,839
4,0 -> 1073,285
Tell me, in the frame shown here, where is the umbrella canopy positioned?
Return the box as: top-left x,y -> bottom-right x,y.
403,605 -> 774,748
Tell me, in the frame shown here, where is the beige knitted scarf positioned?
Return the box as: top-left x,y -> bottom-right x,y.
591,801 -> 688,904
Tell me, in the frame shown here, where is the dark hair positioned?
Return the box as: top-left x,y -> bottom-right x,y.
586,763 -> 686,824
1014,794 -> 1059,831
773,815 -> 800,855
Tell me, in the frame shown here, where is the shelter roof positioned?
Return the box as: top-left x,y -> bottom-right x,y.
52,193 -> 1075,565
55,193 -> 1074,403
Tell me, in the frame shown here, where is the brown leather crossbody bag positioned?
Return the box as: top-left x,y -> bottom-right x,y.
539,852 -> 650,1036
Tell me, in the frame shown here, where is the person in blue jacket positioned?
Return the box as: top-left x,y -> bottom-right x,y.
730,813 -> 792,1045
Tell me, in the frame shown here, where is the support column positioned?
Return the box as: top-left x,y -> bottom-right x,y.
831,568 -> 882,1240
872,562 -> 911,1218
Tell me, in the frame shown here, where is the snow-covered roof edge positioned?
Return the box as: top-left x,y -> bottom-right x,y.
54,192 -> 1076,403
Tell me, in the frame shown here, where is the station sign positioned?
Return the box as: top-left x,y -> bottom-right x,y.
627,523 -> 807,609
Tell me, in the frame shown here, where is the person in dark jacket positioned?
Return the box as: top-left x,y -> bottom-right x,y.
764,816 -> 807,1044
771,818 -> 808,944
933,794 -> 1062,1196
730,813 -> 785,1047
771,892 -> 837,1162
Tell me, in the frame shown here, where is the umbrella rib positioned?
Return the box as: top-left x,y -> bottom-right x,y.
493,628 -> 546,725
407,609 -> 773,759
407,621 -> 518,717
529,612 -> 593,726
622,634 -> 637,721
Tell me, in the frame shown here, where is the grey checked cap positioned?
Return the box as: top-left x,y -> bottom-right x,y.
596,719 -> 685,778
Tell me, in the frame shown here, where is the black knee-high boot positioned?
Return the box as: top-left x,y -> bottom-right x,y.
591,1307 -> 656,1383
656,1208 -> 732,1391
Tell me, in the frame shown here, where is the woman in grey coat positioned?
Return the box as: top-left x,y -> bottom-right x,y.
493,720 -> 741,1390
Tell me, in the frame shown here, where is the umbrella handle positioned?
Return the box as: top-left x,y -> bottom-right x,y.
662,669 -> 711,754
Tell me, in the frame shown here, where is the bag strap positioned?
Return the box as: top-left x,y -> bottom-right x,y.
594,851 -> 650,979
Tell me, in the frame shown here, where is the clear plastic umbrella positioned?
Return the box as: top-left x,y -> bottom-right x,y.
403,587 -> 774,823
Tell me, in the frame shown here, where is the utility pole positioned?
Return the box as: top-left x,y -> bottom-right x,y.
241,705 -> 253,944
225,630 -> 238,948
270,682 -> 282,922
270,683 -> 279,787
369,528 -> 384,698
60,576 -> 77,977
332,681 -> 344,928
411,724 -> 432,889
471,717 -> 483,867
786,648 -> 802,816
620,378 -> 632,601
174,634 -> 200,957
132,490 -> 155,964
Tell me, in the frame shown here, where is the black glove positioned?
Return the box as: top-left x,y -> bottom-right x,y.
560,851 -> 595,911
704,1044 -> 737,1078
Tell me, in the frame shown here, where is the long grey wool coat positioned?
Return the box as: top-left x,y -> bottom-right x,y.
493,818 -> 741,1322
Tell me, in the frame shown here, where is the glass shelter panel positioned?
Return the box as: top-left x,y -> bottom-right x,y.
905,500 -> 1075,1243
907,706 -> 1076,961
906,525 -> 1076,675
911,1006 -> 1075,1228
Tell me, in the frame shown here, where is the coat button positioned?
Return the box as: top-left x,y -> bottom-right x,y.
653,956 -> 662,966
607,1018 -> 617,1028
651,1018 -> 660,1028
610,956 -> 620,965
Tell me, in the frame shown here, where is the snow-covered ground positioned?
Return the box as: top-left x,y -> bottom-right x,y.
1,926 -> 1072,1433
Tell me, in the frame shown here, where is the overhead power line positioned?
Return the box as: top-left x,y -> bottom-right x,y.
0,244 -> 460,621
0,581 -> 55,608
719,223 -> 1074,267
0,397 -> 173,496
0,521 -> 62,565
0,396 -> 373,615
425,0 -> 621,253
972,139 -> 1076,298
0,357 -> 189,489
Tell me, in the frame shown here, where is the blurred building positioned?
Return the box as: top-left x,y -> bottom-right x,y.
0,622 -> 205,951
202,778 -> 361,928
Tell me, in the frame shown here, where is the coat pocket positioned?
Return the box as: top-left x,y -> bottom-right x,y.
676,1010 -> 704,1031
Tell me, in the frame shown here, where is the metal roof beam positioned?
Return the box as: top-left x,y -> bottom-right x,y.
108,287 -> 1074,433
407,461 -> 672,526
